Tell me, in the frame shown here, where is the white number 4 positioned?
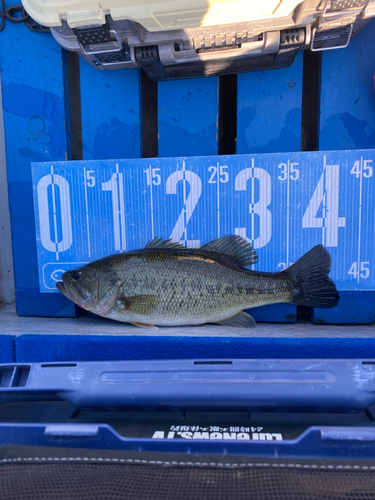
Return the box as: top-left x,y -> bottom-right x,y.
348,262 -> 370,279
302,161 -> 345,247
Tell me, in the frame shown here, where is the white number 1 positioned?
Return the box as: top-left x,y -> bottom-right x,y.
102,167 -> 126,251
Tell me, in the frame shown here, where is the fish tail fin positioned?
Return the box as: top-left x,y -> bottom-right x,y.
284,245 -> 339,309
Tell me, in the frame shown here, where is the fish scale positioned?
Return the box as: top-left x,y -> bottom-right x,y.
56,236 -> 339,328
111,258 -> 283,325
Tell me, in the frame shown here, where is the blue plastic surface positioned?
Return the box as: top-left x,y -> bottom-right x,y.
237,52 -> 303,155
80,62 -> 141,160
318,19 -> 375,323
0,7 -> 76,318
14,335 -> 375,363
313,291 -> 375,324
1,360 -> 375,412
158,77 -> 219,157
0,337 -> 15,363
319,20 -> 375,152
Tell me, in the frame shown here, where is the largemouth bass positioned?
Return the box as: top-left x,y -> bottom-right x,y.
56,235 -> 339,328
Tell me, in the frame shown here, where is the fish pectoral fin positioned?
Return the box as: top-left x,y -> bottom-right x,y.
215,311 -> 256,328
130,322 -> 159,329
116,294 -> 159,316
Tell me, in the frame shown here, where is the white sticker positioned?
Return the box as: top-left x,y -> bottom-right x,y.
151,425 -> 283,441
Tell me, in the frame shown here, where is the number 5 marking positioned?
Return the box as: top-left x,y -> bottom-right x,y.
166,163 -> 202,248
235,160 -> 272,249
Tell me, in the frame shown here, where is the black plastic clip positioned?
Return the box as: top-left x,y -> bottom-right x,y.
0,2 -> 49,32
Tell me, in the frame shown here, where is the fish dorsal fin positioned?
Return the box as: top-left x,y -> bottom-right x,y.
200,235 -> 258,267
145,237 -> 186,250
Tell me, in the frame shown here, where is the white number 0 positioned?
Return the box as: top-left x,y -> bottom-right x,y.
37,173 -> 73,257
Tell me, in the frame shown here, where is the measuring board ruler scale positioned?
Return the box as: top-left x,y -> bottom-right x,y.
31,150 -> 375,323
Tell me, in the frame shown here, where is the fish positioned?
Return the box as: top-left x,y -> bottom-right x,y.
56,235 -> 339,329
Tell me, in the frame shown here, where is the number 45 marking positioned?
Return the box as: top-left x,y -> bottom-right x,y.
348,262 -> 370,279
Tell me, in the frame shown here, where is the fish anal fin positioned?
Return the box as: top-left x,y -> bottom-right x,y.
201,235 -> 258,267
116,294 -> 159,316
130,322 -> 159,329
214,311 -> 256,328
145,237 -> 185,250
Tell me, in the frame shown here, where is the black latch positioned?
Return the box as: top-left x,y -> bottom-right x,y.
135,46 -> 167,80
73,22 -> 111,47
94,50 -> 130,65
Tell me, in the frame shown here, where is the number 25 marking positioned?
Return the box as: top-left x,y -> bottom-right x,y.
208,165 -> 229,183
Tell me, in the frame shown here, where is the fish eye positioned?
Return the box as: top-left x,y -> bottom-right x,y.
72,270 -> 82,280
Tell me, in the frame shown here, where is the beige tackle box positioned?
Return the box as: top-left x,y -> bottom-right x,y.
19,0 -> 375,78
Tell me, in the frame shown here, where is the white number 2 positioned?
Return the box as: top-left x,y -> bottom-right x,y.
166,167 -> 202,248
235,163 -> 272,249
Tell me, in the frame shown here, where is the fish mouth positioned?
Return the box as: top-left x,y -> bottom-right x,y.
56,279 -> 96,311
56,280 -> 79,303
56,281 -> 72,300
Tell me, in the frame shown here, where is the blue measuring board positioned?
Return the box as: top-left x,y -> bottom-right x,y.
32,150 -> 375,297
